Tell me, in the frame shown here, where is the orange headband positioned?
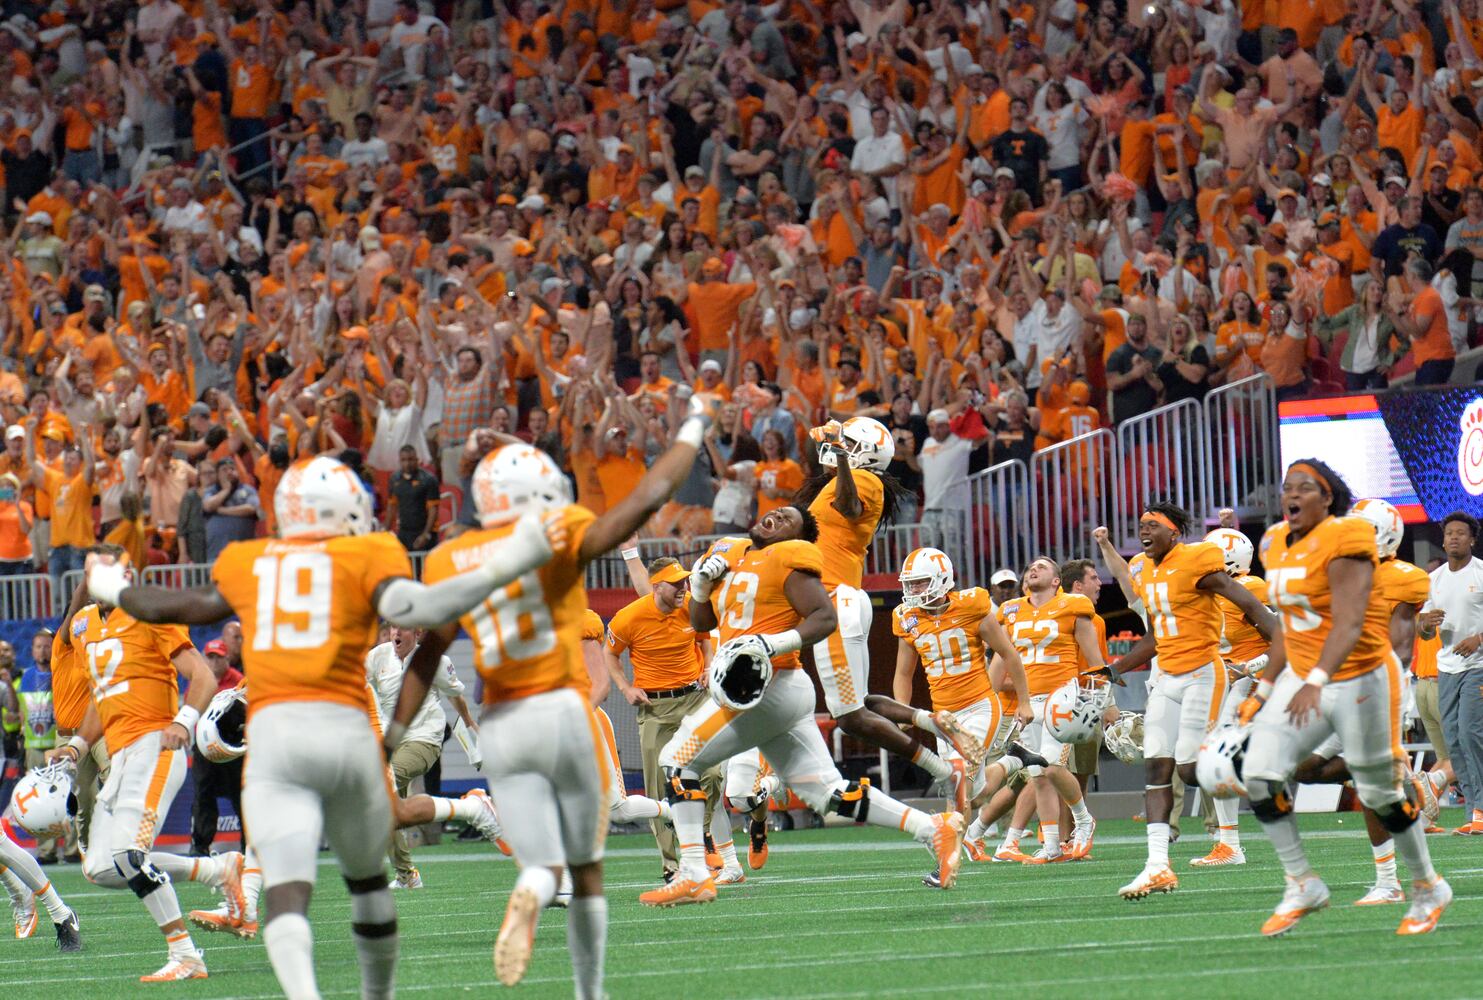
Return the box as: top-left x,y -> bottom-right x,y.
1140,511 -> 1179,532
1288,462 -> 1331,495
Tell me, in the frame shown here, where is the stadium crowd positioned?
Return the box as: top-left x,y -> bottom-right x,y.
0,0 -> 1472,581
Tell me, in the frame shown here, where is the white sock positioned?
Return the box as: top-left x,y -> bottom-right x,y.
912,745 -> 951,781
848,786 -> 933,840
612,794 -> 663,823
515,866 -> 558,907
140,881 -> 185,929
243,855 -> 262,921
165,926 -> 198,962
911,708 -> 936,732
431,798 -> 459,822
36,881 -> 70,922
350,888 -> 398,1000
965,817 -> 988,841
0,864 -> 26,906
1001,826 -> 1025,847
1068,796 -> 1092,827
709,811 -> 739,869
153,852 -> 208,883
671,798 -> 709,882
263,913 -> 320,1000
1372,839 -> 1398,887
1392,820 -> 1438,884
1042,824 -> 1061,855
1147,822 -> 1170,867
1263,814 -> 1312,879
1214,798 -> 1241,847
567,896 -> 607,1000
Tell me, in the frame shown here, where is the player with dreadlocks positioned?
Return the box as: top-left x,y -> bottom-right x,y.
797,417 -> 988,786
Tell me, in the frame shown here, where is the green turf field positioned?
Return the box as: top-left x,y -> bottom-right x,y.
7,810 -> 1482,999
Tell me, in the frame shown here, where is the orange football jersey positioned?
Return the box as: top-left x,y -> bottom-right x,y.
606,593 -> 705,690
425,503 -> 595,704
1375,558 -> 1429,614
212,532 -> 412,719
581,609 -> 605,642
1128,542 -> 1226,675
52,625 -> 93,730
892,587 -> 1003,713
1413,631 -> 1441,679
74,604 -> 192,751
808,469 -> 884,590
997,590 -> 1095,696
702,535 -> 825,670
1216,574 -> 1270,664
1264,516 -> 1387,681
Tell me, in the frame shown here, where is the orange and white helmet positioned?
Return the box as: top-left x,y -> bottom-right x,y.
1350,497 -> 1403,559
899,547 -> 954,609
472,444 -> 571,527
274,456 -> 374,540
1203,528 -> 1253,576
818,416 -> 895,471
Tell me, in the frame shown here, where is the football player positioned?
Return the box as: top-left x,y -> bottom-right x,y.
892,548 -> 1044,881
989,557 -> 1105,863
1107,504 -> 1276,898
1239,462 -> 1448,936
48,545 -> 243,981
639,506 -> 966,908
84,455 -> 567,998
387,407 -> 708,998
1289,498 -> 1434,905
801,418 -> 980,786
1,790 -> 80,948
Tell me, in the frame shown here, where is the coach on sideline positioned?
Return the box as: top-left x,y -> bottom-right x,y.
1421,512 -> 1483,835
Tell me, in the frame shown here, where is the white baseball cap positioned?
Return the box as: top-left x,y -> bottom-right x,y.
990,569 -> 1019,586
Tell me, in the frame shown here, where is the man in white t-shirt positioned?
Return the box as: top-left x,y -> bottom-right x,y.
1420,511 -> 1483,834
850,105 -> 907,208
917,409 -> 985,573
386,0 -> 447,81
340,113 -> 391,168
1017,285 -> 1083,390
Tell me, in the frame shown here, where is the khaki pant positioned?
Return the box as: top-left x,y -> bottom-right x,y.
1414,677 -> 1449,765
1070,724 -> 1103,777
73,737 -> 109,857
1169,771 -> 1216,838
638,689 -> 722,872
388,740 -> 442,877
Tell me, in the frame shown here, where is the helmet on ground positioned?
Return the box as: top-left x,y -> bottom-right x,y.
7,762 -> 76,839
707,636 -> 774,711
1196,723 -> 1252,799
1203,528 -> 1253,576
899,547 -> 954,609
1350,498 -> 1403,559
1103,712 -> 1144,764
196,685 -> 247,763
818,416 -> 894,472
1044,677 -> 1102,744
275,456 -> 375,540
472,444 -> 572,527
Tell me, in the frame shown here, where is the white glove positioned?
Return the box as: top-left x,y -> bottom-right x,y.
689,553 -> 730,601
87,560 -> 130,607
478,512 -> 554,585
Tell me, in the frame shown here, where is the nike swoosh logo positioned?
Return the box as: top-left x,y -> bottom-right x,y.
1356,695 -> 1371,704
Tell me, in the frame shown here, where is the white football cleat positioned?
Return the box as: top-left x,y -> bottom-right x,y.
494,887 -> 540,987
1189,843 -> 1246,867
12,892 -> 37,939
140,951 -> 208,982
1119,864 -> 1178,899
1354,884 -> 1405,906
391,868 -> 423,890
1397,876 -> 1452,935
553,868 -> 572,908
1260,874 -> 1330,936
714,865 -> 746,886
463,789 -> 509,847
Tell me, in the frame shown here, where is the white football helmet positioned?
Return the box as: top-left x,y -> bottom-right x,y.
7,762 -> 76,839
899,547 -> 954,609
196,686 -> 247,763
472,444 -> 572,527
1350,498 -> 1403,559
1103,712 -> 1144,764
707,635 -> 774,711
817,416 -> 895,471
1044,677 -> 1104,744
275,456 -> 375,540
1196,723 -> 1252,799
1204,528 -> 1253,576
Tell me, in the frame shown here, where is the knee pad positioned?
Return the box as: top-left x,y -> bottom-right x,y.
344,872 -> 390,895
1372,796 -> 1421,834
826,779 -> 872,825
726,794 -> 761,813
114,849 -> 168,899
1246,779 -> 1294,823
662,768 -> 705,805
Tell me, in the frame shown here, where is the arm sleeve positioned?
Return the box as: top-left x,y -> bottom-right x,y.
432,657 -> 465,698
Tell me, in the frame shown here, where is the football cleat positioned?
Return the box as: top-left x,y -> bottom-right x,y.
54,910 -> 81,953
494,887 -> 541,987
714,866 -> 746,886
747,819 -> 769,870
704,833 -> 722,872
1069,818 -> 1096,860
1424,825 -> 1445,834
639,877 -> 718,908
931,711 -> 987,769
962,838 -> 991,863
391,868 -> 424,890
217,851 -> 246,922
1190,843 -> 1246,867
463,789 -> 511,853
1450,821 -> 1483,835
1119,865 -> 1179,900
140,952 -> 207,982
13,893 -> 37,939
1260,875 -> 1330,936
1411,771 -> 1440,824
188,906 -> 258,940
929,812 -> 965,889
1004,742 -> 1049,771
992,841 -> 1033,863
1022,846 -> 1070,865
1354,884 -> 1405,906
1396,877 -> 1452,935
921,869 -> 944,888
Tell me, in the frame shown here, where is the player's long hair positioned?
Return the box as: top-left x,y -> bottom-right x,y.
1287,458 -> 1353,516
796,466 -> 915,528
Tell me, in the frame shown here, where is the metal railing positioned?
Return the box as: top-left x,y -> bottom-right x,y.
1204,374 -> 1279,523
140,564 -> 216,589
1029,428 -> 1117,566
1114,398 -> 1210,551
0,573 -> 51,620
965,459 -> 1030,585
60,569 -> 85,611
